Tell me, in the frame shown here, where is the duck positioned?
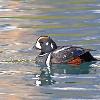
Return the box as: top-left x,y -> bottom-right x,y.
34,36 -> 97,66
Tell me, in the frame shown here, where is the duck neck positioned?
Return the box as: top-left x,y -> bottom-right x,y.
40,48 -> 55,55
40,52 -> 45,55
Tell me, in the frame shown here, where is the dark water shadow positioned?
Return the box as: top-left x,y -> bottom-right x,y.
51,62 -> 96,74
35,62 -> 97,86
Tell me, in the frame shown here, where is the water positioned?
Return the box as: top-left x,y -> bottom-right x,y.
0,0 -> 100,99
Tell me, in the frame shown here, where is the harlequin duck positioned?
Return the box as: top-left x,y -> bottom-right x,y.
34,36 -> 97,66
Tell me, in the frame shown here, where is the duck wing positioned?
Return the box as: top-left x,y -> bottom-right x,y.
51,46 -> 92,63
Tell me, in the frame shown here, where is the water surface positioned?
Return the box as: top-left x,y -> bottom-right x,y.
0,0 -> 100,99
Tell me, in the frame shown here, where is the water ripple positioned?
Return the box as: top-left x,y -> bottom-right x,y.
91,10 -> 100,13
0,7 -> 12,12
52,87 -> 86,91
0,24 -> 16,31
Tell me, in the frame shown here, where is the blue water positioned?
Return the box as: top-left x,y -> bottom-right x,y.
0,0 -> 100,99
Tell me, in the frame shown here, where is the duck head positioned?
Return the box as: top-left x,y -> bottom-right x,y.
35,36 -> 57,55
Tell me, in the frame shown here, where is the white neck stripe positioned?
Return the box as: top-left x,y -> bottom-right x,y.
46,53 -> 51,68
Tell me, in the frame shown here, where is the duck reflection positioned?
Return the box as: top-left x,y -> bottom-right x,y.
35,62 -> 96,86
51,62 -> 94,74
35,67 -> 56,86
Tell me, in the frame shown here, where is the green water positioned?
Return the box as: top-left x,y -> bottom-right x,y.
0,0 -> 100,99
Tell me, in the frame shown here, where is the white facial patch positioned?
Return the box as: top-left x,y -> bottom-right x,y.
46,42 -> 49,46
35,41 -> 41,49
